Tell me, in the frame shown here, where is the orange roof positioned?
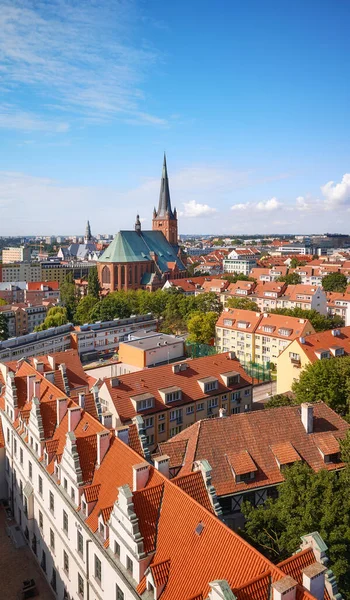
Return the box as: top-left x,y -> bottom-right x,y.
295,326 -> 350,363
133,484 -> 164,553
234,571 -> 271,600
216,309 -> 262,333
255,313 -> 314,342
201,279 -> 229,293
158,403 -> 349,497
278,548 -> 316,584
315,434 -> 340,456
150,559 -> 171,586
227,450 -> 257,476
26,281 -> 60,290
253,281 -> 287,297
102,353 -> 252,423
270,442 -> 301,465
285,284 -> 323,303
173,472 -> 215,514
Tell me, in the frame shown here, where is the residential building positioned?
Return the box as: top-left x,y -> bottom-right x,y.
25,281 -> 60,304
223,248 -> 260,275
249,266 -> 288,281
2,246 -> 31,264
0,302 -> 57,337
216,309 -> 314,365
0,359 -> 342,600
276,326 -> 350,394
98,352 -> 253,450
327,289 -> 350,320
0,324 -> 73,363
156,402 -> 349,529
98,156 -> 186,292
0,282 -> 27,303
0,263 -> 42,283
118,331 -> 185,369
162,276 -> 209,295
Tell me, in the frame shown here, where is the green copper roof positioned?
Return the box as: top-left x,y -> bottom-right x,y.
99,230 -> 186,273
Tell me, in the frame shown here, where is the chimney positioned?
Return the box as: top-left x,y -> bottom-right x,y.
34,379 -> 41,400
47,355 -> 56,370
302,564 -> 326,600
272,576 -> 297,600
132,462 -> 150,491
102,412 -> 113,429
56,398 -> 67,425
78,393 -> 85,408
27,374 -> 36,401
154,455 -> 170,479
115,426 -> 129,445
301,403 -> 313,434
219,407 -> 227,418
44,371 -> 55,384
228,351 -> 236,360
68,406 -> 81,432
331,329 -> 340,337
110,376 -> 119,388
96,431 -> 110,466
33,358 -> 44,373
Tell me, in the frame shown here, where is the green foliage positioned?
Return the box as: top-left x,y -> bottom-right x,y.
60,272 -> 78,322
226,297 -> 259,311
270,307 -> 344,332
0,312 -> 8,341
221,273 -> 256,284
35,306 -> 68,331
187,311 -> 218,344
74,295 -> 99,325
322,272 -> 348,293
290,257 -> 306,268
0,298 -> 7,307
292,356 -> 350,414
276,272 -> 301,285
241,462 -> 350,596
186,262 -> 200,276
87,267 -> 101,298
265,394 -> 295,409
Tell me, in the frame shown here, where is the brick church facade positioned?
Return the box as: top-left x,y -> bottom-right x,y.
97,156 -> 187,292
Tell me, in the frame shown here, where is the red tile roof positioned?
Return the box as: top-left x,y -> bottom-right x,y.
278,548 -> 317,584
233,572 -> 271,600
227,450 -> 257,476
159,403 -> 349,497
102,353 -> 252,423
294,326 -> 350,363
270,442 -> 301,466
150,559 -> 171,586
133,484 -> 164,553
173,472 -> 215,514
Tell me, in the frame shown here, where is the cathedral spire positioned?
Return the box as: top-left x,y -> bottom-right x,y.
156,153 -> 175,220
85,220 -> 92,243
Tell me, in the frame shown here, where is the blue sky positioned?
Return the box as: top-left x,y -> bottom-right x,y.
1,0 -> 350,236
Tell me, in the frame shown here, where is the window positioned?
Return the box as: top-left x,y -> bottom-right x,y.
94,555 -> 102,582
137,398 -> 154,411
63,510 -> 68,535
39,511 -> 43,530
207,398 -> 218,409
205,380 -> 218,392
116,585 -> 124,600
20,448 -> 23,465
158,423 -> 165,434
50,529 -> 55,551
244,389 -> 250,396
228,375 -> 240,386
49,491 -> 54,514
223,319 -> 233,326
114,541 -> 120,558
38,475 -> 43,496
7,428 -> 10,444
78,573 -> 84,598
63,550 -> 69,575
158,413 -> 165,421
197,402 -> 204,411
170,409 -> 182,422
146,434 -> 154,445
64,478 -> 67,491
71,487 -> 75,503
126,556 -> 133,576
41,550 -> 46,573
14,438 -> 17,456
77,531 -> 83,556
144,417 -> 154,428
165,390 -> 181,403
82,500 -> 87,514
186,405 -> 194,415
170,426 -> 182,437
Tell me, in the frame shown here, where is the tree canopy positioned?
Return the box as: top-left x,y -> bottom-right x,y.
241,461 -> 350,596
187,311 -> 218,344
226,297 -> 259,311
87,267 -> 101,298
270,307 -> 344,332
60,272 -> 78,322
0,298 -> 7,307
292,355 -> 350,415
265,394 -> 296,409
35,306 -> 68,331
276,272 -> 301,285
0,312 -> 8,341
221,273 -> 256,284
322,272 -> 348,293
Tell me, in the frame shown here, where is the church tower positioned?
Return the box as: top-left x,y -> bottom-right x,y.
84,220 -> 92,243
152,154 -> 178,245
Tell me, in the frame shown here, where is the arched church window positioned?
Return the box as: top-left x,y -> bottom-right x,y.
102,266 -> 110,284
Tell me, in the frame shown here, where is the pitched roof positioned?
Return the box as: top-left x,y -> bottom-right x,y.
158,403 -> 349,497
173,472 -> 215,514
102,353 -> 252,423
216,309 -> 262,333
294,326 -> 350,362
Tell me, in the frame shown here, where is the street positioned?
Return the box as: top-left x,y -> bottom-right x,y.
253,380 -> 276,404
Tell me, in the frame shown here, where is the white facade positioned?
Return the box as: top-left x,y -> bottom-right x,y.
2,246 -> 31,264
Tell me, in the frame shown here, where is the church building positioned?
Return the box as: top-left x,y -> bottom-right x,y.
97,156 -> 187,292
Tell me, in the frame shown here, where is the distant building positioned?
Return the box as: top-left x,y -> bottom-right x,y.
118,331 -> 185,369
2,246 -> 31,264
97,156 -> 187,292
0,301 -> 56,337
223,248 -> 260,275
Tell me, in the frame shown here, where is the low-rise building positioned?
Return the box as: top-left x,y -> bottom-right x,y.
98,352 -> 253,449
118,331 -> 185,369
216,309 -> 314,365
249,266 -> 288,281
0,301 -> 57,337
156,402 -> 349,529
327,289 -> 350,320
223,248 -> 260,275
276,326 -> 350,394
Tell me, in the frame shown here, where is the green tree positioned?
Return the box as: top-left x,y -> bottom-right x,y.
322,272 -> 348,293
194,292 -> 222,315
221,273 -> 256,284
75,295 -> 99,325
0,312 -> 8,341
0,298 -> 7,307
87,267 -> 101,299
187,311 -> 218,344
277,272 -> 302,285
290,257 -> 306,268
226,297 -> 259,311
60,272 -> 78,322
265,394 -> 295,409
241,462 -> 350,596
270,307 -> 344,332
35,306 -> 68,331
292,356 -> 350,415
187,262 -> 200,276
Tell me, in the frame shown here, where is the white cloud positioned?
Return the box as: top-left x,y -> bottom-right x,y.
0,0 -> 166,128
179,200 -> 217,218
230,203 -> 251,211
256,197 -> 281,211
0,104 -> 69,132
296,196 -> 309,211
321,173 -> 350,207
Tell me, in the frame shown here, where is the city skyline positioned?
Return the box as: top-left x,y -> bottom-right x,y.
1,0 -> 350,235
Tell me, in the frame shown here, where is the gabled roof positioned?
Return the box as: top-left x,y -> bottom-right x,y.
294,326 -> 350,363
158,403 -> 349,497
173,472 -> 215,514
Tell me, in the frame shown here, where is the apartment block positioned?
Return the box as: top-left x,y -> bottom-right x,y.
98,352 -> 253,450
223,248 -> 260,275
216,309 -> 314,365
0,263 -> 42,283
276,326 -> 350,394
2,246 -> 31,264
118,331 -> 185,369
0,302 -> 55,337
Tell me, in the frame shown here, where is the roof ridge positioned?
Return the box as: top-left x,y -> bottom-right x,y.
277,547 -> 314,568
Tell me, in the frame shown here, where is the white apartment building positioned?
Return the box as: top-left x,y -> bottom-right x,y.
2,246 -> 31,264
223,248 -> 259,276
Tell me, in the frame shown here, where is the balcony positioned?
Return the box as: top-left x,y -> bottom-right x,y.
290,357 -> 301,366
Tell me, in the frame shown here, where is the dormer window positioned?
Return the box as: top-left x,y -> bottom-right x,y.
130,393 -> 155,411
263,325 -> 275,333
278,328 -> 293,337
330,346 -> 344,357
237,321 -> 249,329
227,450 -> 257,483
223,319 -> 233,326
159,386 -> 182,404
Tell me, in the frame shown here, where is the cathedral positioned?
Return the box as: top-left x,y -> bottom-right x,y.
97,156 -> 187,292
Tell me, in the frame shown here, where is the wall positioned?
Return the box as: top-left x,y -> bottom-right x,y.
276,340 -> 310,394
